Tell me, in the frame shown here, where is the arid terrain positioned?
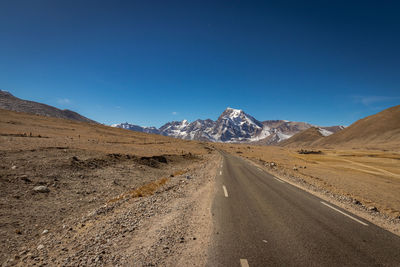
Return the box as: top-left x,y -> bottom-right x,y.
0,109 -> 219,266
1,107 -> 400,266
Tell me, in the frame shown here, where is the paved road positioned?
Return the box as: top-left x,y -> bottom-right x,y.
207,151 -> 400,266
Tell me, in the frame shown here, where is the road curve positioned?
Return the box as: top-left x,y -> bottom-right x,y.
207,151 -> 400,266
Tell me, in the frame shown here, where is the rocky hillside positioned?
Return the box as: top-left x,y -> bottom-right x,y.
0,90 -> 96,124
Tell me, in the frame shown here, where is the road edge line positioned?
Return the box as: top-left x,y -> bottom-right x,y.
321,201 -> 368,226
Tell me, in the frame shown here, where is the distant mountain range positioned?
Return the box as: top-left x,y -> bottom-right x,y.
2,90 -> 398,148
112,107 -> 344,144
0,90 -> 96,124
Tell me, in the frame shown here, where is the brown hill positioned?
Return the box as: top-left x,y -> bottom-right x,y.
315,105 -> 400,149
279,127 -> 324,147
0,90 -> 96,123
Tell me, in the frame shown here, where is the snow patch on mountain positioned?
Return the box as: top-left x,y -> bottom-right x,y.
318,128 -> 334,136
111,107 -> 344,145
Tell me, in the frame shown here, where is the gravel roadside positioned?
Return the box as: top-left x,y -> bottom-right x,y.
6,152 -> 220,267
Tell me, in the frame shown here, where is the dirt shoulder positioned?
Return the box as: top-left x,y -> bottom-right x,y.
1,149 -> 220,267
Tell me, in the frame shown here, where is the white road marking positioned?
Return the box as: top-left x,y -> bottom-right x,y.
240,259 -> 249,267
321,201 -> 368,226
222,185 -> 229,197
274,177 -> 285,183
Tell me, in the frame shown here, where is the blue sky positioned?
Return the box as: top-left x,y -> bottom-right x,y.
1,0 -> 399,127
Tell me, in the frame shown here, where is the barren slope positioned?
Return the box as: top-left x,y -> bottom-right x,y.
0,91 -> 96,123
315,105 -> 400,149
279,127 -> 324,147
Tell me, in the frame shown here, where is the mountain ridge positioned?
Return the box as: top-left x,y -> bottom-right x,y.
113,107 -> 344,145
0,90 -> 96,124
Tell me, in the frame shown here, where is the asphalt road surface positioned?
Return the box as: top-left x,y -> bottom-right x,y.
207,151 -> 400,266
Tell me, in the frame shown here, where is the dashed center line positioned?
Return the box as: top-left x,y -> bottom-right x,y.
240,259 -> 249,267
321,201 -> 368,226
222,185 -> 229,197
274,177 -> 285,183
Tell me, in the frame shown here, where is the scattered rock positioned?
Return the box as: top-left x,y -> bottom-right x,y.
37,245 -> 44,250
293,166 -> 298,171
368,206 -> 378,212
19,175 -> 32,183
33,186 -> 50,193
11,165 -> 17,170
186,175 -> 191,179
352,199 -> 361,205
270,162 -> 276,167
41,229 -> 49,235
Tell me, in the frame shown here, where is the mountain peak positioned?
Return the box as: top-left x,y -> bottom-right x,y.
224,107 -> 243,116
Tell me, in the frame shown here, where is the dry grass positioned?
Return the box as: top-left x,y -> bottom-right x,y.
0,108 -> 209,156
108,177 -> 170,203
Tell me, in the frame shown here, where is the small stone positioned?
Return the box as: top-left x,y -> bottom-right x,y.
352,199 -> 361,205
37,245 -> 44,250
368,206 -> 378,212
19,250 -> 28,256
293,166 -> 298,171
11,165 -> 17,170
42,229 -> 49,235
186,175 -> 191,179
33,186 -> 50,193
20,175 -> 32,183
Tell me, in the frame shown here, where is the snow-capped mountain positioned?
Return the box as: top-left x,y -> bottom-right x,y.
111,122 -> 160,134
209,108 -> 265,142
111,107 -> 344,145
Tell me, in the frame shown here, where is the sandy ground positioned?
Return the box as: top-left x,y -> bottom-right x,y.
0,109 -> 219,266
215,143 -> 400,235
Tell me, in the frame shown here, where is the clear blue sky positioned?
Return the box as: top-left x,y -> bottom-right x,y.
1,0 -> 399,127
